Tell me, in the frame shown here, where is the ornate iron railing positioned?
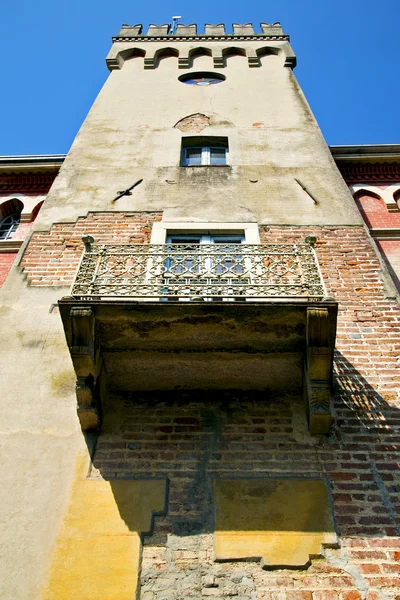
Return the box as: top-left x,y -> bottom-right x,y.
70,239 -> 327,300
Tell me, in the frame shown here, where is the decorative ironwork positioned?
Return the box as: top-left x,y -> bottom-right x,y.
71,242 -> 326,301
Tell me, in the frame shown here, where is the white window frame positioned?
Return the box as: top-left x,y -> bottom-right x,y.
181,145 -> 229,166
149,223 -> 259,302
150,222 -> 259,245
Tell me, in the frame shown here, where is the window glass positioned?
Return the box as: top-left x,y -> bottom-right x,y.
178,72 -> 226,86
210,147 -> 227,165
181,137 -> 229,166
0,213 -> 20,241
184,148 -> 202,166
164,233 -> 245,300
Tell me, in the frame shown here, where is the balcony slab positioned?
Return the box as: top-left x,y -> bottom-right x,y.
59,300 -> 338,435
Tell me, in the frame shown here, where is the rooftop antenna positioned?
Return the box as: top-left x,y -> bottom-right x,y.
169,16 -> 182,34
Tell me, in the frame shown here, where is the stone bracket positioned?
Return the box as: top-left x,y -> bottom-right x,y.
178,56 -> 190,69
304,307 -> 336,434
247,49 -> 260,68
144,57 -> 155,69
213,51 -> 224,69
69,306 -> 105,431
284,56 -> 297,68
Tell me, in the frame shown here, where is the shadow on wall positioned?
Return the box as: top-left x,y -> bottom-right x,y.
88,353 -> 400,546
332,350 -> 400,537
334,350 -> 400,444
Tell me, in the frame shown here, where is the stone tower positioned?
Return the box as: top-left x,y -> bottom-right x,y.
1,22 -> 399,600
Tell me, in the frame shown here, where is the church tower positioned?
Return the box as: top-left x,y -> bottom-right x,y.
1,21 -> 399,600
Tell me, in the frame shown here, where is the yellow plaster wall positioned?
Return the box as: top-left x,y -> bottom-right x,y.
42,454 -> 166,600
214,479 -> 337,568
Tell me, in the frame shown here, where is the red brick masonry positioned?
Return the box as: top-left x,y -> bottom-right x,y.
20,212 -> 162,286
0,253 -> 17,287
21,217 -> 400,598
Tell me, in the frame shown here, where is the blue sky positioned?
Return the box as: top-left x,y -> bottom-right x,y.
1,0 -> 399,154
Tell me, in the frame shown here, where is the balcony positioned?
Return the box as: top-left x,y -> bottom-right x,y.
69,239 -> 326,301
59,238 -> 338,435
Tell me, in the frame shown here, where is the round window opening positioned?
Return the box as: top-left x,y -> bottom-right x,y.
178,72 -> 226,86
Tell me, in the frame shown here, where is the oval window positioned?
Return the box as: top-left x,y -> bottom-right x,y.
178,72 -> 226,86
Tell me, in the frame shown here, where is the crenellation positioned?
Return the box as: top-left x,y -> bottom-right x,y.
112,22 -> 290,40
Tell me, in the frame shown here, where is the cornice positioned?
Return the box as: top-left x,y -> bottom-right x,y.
0,172 -> 59,194
0,155 -> 65,171
337,162 -> 400,184
112,34 -> 289,43
330,144 -> 400,159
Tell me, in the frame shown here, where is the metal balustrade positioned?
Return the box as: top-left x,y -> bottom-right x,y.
70,239 -> 327,301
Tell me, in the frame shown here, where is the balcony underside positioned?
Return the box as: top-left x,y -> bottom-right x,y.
59,299 -> 338,435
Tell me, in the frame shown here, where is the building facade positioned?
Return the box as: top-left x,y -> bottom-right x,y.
0,22 -> 399,600
333,145 -> 400,293
0,155 -> 64,286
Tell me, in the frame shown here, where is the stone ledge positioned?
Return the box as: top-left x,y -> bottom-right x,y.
0,240 -> 23,253
370,228 -> 400,239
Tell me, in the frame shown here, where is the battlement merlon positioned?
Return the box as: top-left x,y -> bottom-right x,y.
107,22 -> 296,71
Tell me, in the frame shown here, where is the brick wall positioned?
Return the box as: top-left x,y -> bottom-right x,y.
355,194 -> 400,230
20,212 -> 162,286
88,224 -> 400,600
0,252 -> 18,287
352,191 -> 400,293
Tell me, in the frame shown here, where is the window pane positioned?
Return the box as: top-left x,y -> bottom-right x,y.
210,147 -> 227,165
184,148 -> 202,165
211,235 -> 244,244
0,213 -> 20,240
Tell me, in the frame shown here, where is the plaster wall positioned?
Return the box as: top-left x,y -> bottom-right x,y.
36,47 -> 361,230
0,273 -> 85,599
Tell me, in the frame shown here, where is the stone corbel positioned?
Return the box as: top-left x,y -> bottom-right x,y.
178,49 -> 190,69
213,50 -> 224,69
144,56 -> 155,69
284,55 -> 297,68
283,42 -> 297,68
70,306 -> 104,430
106,56 -> 122,71
304,307 -> 334,434
247,49 -> 260,68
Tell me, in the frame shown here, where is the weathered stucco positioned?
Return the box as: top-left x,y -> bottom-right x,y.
35,47 -> 361,230
0,276 -> 85,600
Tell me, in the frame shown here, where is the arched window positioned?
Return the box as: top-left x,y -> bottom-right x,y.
0,213 -> 20,240
0,199 -> 23,240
